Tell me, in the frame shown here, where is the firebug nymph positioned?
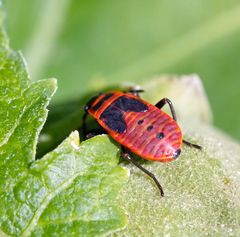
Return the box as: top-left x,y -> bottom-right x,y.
83,89 -> 202,196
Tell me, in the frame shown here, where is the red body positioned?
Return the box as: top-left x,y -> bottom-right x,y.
88,91 -> 182,162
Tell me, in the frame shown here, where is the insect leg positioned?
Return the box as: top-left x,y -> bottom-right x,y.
155,98 -> 177,121
85,128 -> 106,139
183,140 -> 202,150
127,88 -> 145,97
121,147 -> 164,197
82,109 -> 88,139
155,99 -> 202,150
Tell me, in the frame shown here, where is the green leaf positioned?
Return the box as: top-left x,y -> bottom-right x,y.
0,29 -> 57,191
0,16 -> 127,237
11,133 -> 127,237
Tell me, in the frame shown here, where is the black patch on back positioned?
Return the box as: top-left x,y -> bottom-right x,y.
100,105 -> 126,133
92,93 -> 114,111
100,95 -> 147,133
113,96 -> 148,112
138,119 -> 144,125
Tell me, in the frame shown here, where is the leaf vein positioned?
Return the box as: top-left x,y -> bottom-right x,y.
20,169 -> 81,237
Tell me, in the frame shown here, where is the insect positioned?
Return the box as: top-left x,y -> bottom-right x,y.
83,89 -> 202,196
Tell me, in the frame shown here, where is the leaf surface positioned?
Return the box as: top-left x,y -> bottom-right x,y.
0,18 -> 127,237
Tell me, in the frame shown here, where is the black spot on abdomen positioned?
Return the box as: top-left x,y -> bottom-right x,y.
100,105 -> 126,133
147,125 -> 153,131
113,96 -> 148,112
156,132 -> 164,139
92,93 -> 114,111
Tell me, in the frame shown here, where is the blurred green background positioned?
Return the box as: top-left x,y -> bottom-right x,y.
3,0 -> 240,140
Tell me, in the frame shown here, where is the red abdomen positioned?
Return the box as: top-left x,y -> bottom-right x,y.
88,91 -> 182,162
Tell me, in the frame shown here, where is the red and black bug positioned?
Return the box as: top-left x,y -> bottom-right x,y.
83,89 -> 202,196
